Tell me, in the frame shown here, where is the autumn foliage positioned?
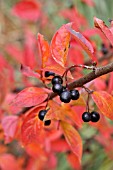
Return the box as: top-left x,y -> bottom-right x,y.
1,0 -> 113,169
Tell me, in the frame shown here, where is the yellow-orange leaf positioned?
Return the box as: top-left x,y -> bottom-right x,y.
70,95 -> 86,106
44,100 -> 81,127
60,121 -> 82,163
92,91 -> 113,120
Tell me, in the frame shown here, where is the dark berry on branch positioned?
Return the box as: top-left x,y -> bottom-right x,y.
38,110 -> 47,121
70,89 -> 80,100
60,90 -> 71,103
101,43 -> 108,55
52,76 -> 63,85
52,83 -> 63,94
44,120 -> 51,126
45,71 -> 55,77
90,111 -> 100,122
82,112 -> 91,122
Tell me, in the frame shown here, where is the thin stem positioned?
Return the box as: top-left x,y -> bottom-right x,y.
82,86 -> 93,112
62,64 -> 95,78
62,64 -> 96,89
86,93 -> 90,112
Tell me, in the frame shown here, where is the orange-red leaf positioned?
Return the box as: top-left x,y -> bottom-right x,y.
60,121 -> 82,163
37,33 -> 50,68
10,87 -> 48,107
94,17 -> 113,46
21,106 -> 45,145
92,91 -> 113,120
65,24 -> 97,63
50,23 -> 72,67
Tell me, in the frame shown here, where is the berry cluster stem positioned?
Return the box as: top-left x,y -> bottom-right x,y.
62,64 -> 96,88
82,86 -> 93,113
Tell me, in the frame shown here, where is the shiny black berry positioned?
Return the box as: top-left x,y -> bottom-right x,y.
45,71 -> 55,77
52,83 -> 63,94
38,110 -> 47,121
90,111 -> 100,122
44,120 -> 51,126
70,89 -> 80,100
60,90 -> 71,103
82,112 -> 91,122
52,76 -> 63,85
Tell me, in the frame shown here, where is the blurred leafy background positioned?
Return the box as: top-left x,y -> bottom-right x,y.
0,0 -> 113,170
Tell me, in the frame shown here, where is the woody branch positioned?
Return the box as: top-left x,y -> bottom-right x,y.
49,59 -> 113,99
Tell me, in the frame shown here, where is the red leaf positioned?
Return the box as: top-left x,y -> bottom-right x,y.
12,0 -> 41,21
37,33 -> 50,68
60,7 -> 87,30
23,29 -> 37,68
67,153 -> 82,170
94,78 -> 106,91
20,64 -> 40,78
69,47 -> 84,65
1,116 -> 19,143
50,23 -> 72,67
10,87 -> 48,107
60,121 -> 82,163
21,106 -> 45,145
81,0 -> 95,6
5,44 -> 24,64
92,91 -> 113,120
0,154 -> 19,170
94,17 -> 113,46
65,24 -> 97,63
51,139 -> 69,152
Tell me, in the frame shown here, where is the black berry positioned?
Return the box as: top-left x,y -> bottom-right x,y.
60,90 -> 71,103
44,120 -> 51,126
90,111 -> 100,122
45,71 -> 55,77
70,89 -> 80,100
82,112 -> 91,122
101,43 -> 108,55
52,76 -> 63,85
52,83 -> 63,94
38,110 -> 47,121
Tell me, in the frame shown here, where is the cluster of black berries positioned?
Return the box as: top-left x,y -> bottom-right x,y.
44,71 -> 100,124
82,111 -> 100,122
45,71 -> 80,103
38,109 -> 51,126
51,75 -> 80,103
